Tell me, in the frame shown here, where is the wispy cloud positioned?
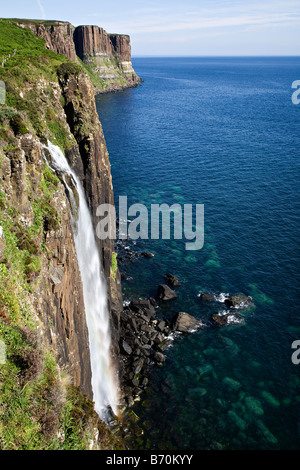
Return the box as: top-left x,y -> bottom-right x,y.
101,0 -> 300,36
37,0 -> 46,20
105,12 -> 300,35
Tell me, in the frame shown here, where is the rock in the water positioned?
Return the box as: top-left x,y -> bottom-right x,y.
200,293 -> 215,301
223,376 -> 241,391
244,396 -> 264,417
157,284 -> 178,301
225,295 -> 252,308
141,251 -> 155,258
172,312 -> 201,333
164,273 -> 181,287
154,351 -> 165,363
211,312 -> 244,327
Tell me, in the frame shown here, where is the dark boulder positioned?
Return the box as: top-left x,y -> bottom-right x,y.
157,284 -> 178,301
224,295 -> 252,308
172,312 -> 201,333
154,351 -> 165,363
211,312 -> 244,327
200,293 -> 215,301
157,320 -> 166,331
164,273 -> 181,287
141,252 -> 155,258
121,340 -> 132,355
129,299 -> 156,318
149,297 -> 157,308
132,358 -> 144,375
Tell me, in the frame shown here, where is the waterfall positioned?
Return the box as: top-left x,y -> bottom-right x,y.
43,141 -> 119,421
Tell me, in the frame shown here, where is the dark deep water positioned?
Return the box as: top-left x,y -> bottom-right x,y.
96,57 -> 300,450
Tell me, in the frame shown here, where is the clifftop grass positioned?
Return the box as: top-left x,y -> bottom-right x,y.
0,18 -> 65,85
0,19 -> 82,149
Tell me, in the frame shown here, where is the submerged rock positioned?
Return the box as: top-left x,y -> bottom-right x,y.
172,312 -> 202,333
227,410 -> 247,431
187,387 -> 207,399
157,284 -> 178,301
261,390 -> 280,408
257,420 -> 278,444
223,376 -> 241,391
244,396 -> 264,417
164,273 -> 181,287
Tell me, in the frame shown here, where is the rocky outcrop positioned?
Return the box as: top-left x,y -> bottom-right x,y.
164,273 -> 181,287
74,25 -> 113,59
172,312 -> 202,333
17,20 -> 77,61
18,19 -> 142,94
74,25 -> 142,93
211,312 -> 244,327
224,295 -> 253,308
119,299 -> 173,405
157,284 -> 178,301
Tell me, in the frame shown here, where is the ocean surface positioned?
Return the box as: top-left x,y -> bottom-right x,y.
96,57 -> 300,450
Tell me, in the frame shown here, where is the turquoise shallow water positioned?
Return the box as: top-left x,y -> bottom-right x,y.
96,57 -> 300,450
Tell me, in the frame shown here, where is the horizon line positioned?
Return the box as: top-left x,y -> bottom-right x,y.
132,54 -> 300,58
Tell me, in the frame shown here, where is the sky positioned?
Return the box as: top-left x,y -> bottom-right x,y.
1,0 -> 300,56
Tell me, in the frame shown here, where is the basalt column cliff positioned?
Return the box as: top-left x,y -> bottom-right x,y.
16,19 -> 142,94
74,25 -> 142,92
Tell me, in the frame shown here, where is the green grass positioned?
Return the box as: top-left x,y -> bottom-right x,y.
0,19 -> 78,146
111,252 -> 118,281
76,56 -> 108,92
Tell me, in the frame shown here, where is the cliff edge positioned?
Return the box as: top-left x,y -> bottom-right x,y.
15,19 -> 142,94
0,18 -> 124,449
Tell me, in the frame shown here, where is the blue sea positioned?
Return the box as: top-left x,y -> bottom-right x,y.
96,57 -> 300,450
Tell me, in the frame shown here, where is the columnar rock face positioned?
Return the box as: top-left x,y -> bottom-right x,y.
19,20 -> 142,93
73,25 -> 142,92
0,133 -> 92,396
17,20 -> 77,61
109,34 -> 131,62
57,67 -> 123,355
74,25 -> 113,60
109,34 -> 137,76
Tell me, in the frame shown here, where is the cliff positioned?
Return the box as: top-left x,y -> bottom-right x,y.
0,18 -> 124,449
15,19 -> 142,94
74,26 -> 141,92
15,19 -> 77,62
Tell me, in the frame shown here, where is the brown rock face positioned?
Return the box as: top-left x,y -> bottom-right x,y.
57,68 -> 123,360
74,25 -> 113,59
109,34 -> 131,62
73,25 -> 142,92
0,64 -> 124,397
17,19 -> 142,93
17,20 -> 77,61
0,133 -> 92,396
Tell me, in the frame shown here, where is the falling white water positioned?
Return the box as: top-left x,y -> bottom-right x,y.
43,141 -> 119,420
